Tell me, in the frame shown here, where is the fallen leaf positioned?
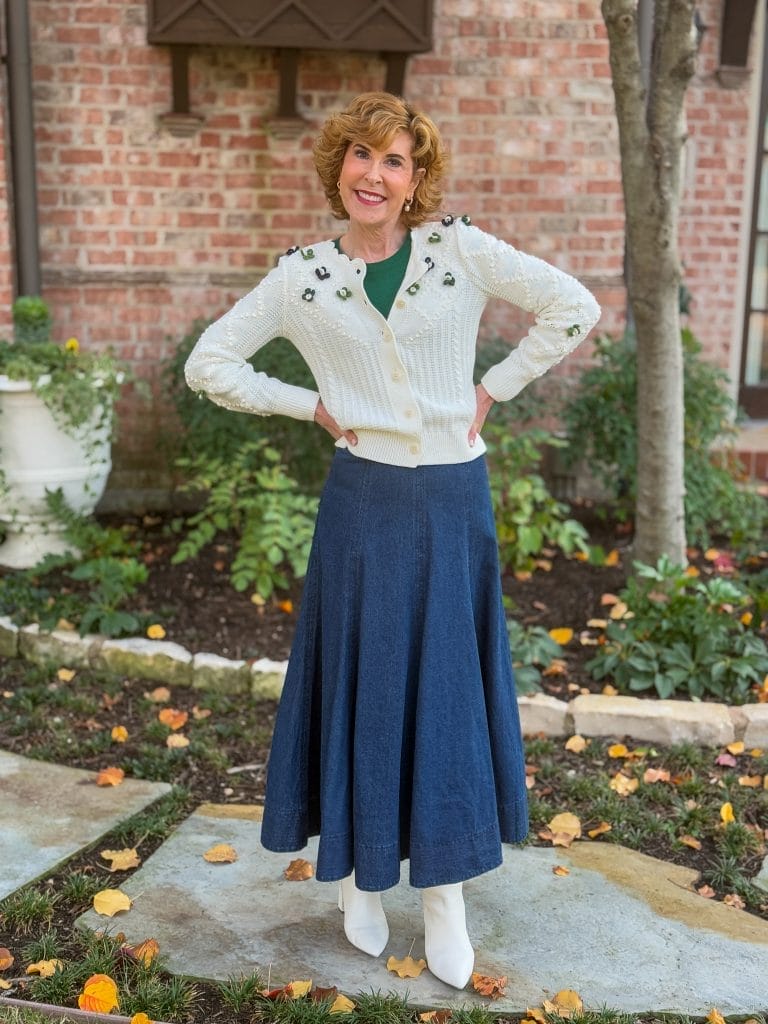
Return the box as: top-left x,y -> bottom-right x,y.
749,748 -> 764,758
471,972 -> 507,999
330,994 -> 356,1014
111,725 -> 129,743
600,592 -> 620,606
0,979 -> 11,990
78,974 -> 119,1014
684,565 -> 700,577
738,775 -> 762,788
643,767 -> 671,784
192,705 -> 212,720
723,893 -> 746,909
0,947 -> 14,971
145,686 -> 171,703
130,1014 -> 154,1024
543,989 -> 584,1018
548,812 -> 581,841
514,569 -> 533,581
419,1011 -> 452,1023
704,548 -> 720,561
57,668 -> 76,682
101,848 -> 141,872
601,684 -> 619,696
726,741 -> 745,755
310,986 -> 338,1003
697,884 -> 716,898
720,802 -> 735,824
741,611 -> 754,626
101,692 -> 122,710
277,599 -> 294,614
387,954 -> 427,978
609,601 -> 629,619
526,1008 -> 548,1024
93,889 -> 132,917
534,558 -> 552,572
586,618 -> 608,629
564,735 -> 587,753
166,733 -> 190,749
122,938 -> 160,966
284,858 -> 314,881
678,834 -> 702,850
203,843 -> 238,863
553,865 -> 570,876
96,766 -> 125,787
542,658 -> 568,676
146,624 -> 166,640
548,627 -> 573,645
603,549 -> 620,566
158,708 -> 188,730
706,1011 -> 726,1024
287,980 -> 312,999
610,772 -> 639,797
26,959 -> 64,978
715,752 -> 738,767
588,821 -> 612,839
608,743 -> 629,758
251,593 -> 266,606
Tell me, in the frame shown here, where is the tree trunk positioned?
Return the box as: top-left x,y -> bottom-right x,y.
602,0 -> 697,565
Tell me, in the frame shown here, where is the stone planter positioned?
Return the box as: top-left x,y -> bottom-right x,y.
0,375 -> 112,568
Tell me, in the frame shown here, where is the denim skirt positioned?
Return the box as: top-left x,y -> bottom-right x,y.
260,448 -> 528,891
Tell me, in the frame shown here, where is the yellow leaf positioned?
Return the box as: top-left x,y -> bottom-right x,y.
706,1011 -> 726,1024
0,947 -> 14,971
145,686 -> 171,703
471,972 -> 508,999
548,627 -> 573,645
548,812 -> 581,840
552,865 -> 570,876
564,735 -> 587,753
610,772 -> 639,797
586,618 -> 608,629
111,725 -> 129,743
720,802 -> 735,824
131,1015 -> 154,1024
749,748 -> 764,758
123,939 -> 160,966
57,668 -> 76,682
543,989 -> 584,1018
101,848 -> 141,872
387,954 -> 427,978
601,684 -> 618,696
287,980 -> 312,999
251,593 -> 266,606
726,741 -> 745,755
643,768 -> 671,784
146,624 -> 166,640
158,708 -> 188,730
588,821 -> 612,839
93,889 -> 132,917
609,601 -> 629,619
741,611 -> 753,626
78,974 -> 120,1014
608,743 -> 629,758
526,1008 -> 548,1024
684,565 -> 700,577
96,766 -> 125,787
678,834 -> 702,850
203,843 -> 238,863
284,858 -> 314,881
603,549 -> 620,566
166,733 -> 190,749
738,775 -> 762,788
330,994 -> 357,1014
192,705 -> 212,720
26,959 -> 64,978
0,979 -> 11,990
704,548 -> 720,561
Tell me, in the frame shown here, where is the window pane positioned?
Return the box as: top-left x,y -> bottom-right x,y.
752,236 -> 768,308
746,312 -> 768,384
758,158 -> 768,231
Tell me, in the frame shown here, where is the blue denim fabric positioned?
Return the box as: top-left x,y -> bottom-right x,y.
260,449 -> 528,891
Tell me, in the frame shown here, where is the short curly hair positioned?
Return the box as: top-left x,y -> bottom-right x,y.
313,92 -> 447,229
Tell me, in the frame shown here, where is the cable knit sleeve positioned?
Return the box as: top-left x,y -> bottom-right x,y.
184,258 -> 320,421
455,222 -> 601,402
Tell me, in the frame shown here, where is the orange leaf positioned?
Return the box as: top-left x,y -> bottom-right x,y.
738,775 -> 762,788
600,592 -> 619,606
543,990 -> 584,1018
471,972 -> 507,999
607,743 -> 629,758
697,884 -> 716,899
420,1011 -> 453,1023
123,939 -> 160,966
684,565 -> 700,577
723,892 -> 746,909
704,548 -> 720,561
387,955 -> 427,978
100,847 -> 141,872
542,658 -> 568,676
78,974 -> 120,1014
284,858 -> 314,881
0,980 -> 11,991
277,599 -> 294,614
603,549 -> 620,567
0,947 -> 14,971
587,821 -> 612,839
158,708 -> 188,730
111,725 -> 129,743
146,624 -> 166,640
203,843 -> 238,863
678,834 -> 702,850
706,1011 -> 726,1024
552,864 -> 570,876
548,627 -> 573,645
145,686 -> 171,703
96,766 -> 125,787
130,1015 -> 154,1024
643,768 -> 671,784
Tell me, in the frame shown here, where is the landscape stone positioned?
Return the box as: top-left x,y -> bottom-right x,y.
0,615 -> 19,658
192,652 -> 250,694
250,657 -> 287,700
19,623 -> 102,669
0,750 -> 171,900
518,693 -> 570,736
75,806 -> 768,1014
739,704 -> 768,747
95,637 -> 193,686
570,693 -> 735,745
754,854 -> 768,894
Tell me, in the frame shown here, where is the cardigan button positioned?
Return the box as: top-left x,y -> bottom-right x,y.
395,299 -> 406,309
409,444 -> 420,455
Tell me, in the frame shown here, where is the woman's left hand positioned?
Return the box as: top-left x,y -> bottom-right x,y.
468,383 -> 494,447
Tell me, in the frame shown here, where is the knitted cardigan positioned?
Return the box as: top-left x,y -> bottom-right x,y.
184,216 -> 601,468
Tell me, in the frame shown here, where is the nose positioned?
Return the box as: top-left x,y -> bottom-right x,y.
365,162 -> 382,183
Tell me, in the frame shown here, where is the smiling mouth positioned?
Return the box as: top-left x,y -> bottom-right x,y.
355,190 -> 385,204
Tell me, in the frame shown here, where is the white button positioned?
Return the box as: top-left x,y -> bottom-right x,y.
405,409 -> 414,418
395,299 -> 406,309
409,444 -> 420,455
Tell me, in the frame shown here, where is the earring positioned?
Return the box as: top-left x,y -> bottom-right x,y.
404,195 -> 413,213
336,180 -> 341,191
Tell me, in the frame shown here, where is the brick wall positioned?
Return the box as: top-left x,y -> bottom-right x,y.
0,7 -> 14,323
0,0 -> 757,503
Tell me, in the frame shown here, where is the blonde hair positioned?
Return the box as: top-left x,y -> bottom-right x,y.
313,92 -> 447,229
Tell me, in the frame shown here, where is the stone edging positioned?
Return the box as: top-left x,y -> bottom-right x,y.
2,616 -> 767,746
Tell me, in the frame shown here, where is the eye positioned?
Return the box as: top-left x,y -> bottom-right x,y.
353,147 -> 369,159
386,157 -> 404,168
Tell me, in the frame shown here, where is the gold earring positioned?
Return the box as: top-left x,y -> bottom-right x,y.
404,195 -> 413,212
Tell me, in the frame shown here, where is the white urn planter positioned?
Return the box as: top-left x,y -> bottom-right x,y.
0,374 -> 112,568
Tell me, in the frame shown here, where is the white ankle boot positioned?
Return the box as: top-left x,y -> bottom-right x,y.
422,883 -> 474,989
338,871 -> 389,957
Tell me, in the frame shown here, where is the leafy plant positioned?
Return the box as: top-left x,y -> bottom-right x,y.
587,556 -> 768,701
172,439 -> 318,598
562,329 -> 768,550
507,618 -> 564,694
485,424 -> 589,573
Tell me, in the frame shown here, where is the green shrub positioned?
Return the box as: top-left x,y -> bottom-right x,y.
507,618 -> 563,694
587,556 -> 768,702
165,319 -> 330,493
485,424 -> 589,573
172,439 -> 318,598
562,329 -> 768,550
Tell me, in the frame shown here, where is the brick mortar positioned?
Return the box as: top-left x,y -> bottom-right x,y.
3,619 -> 763,745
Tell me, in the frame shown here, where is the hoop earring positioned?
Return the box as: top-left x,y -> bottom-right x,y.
336,180 -> 341,191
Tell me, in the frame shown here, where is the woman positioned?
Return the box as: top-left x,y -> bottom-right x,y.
185,92 -> 600,989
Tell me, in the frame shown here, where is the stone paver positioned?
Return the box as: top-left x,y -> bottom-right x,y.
571,693 -> 736,745
76,804 -> 768,1014
0,750 -> 171,900
518,693 -> 570,736
192,652 -> 250,694
95,638 -> 193,686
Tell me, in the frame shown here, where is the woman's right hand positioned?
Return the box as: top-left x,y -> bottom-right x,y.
314,399 -> 358,447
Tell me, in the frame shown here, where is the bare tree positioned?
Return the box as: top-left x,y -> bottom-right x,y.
602,0 -> 699,565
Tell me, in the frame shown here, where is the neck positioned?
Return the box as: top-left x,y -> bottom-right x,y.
339,223 -> 408,262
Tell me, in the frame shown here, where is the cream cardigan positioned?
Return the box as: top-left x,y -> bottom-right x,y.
184,217 -> 601,468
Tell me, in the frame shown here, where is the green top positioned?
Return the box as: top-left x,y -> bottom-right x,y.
335,234 -> 411,319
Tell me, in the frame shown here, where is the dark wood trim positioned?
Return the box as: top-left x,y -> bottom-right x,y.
277,48 -> 299,119
720,0 -> 759,69
170,45 -> 190,114
384,53 -> 408,95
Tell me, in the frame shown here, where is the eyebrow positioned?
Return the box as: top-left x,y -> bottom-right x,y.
353,142 -> 407,160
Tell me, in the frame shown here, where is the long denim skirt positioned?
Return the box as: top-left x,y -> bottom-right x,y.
260,448 -> 528,891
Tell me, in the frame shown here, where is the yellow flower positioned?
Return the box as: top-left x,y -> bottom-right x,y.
64,337 -> 80,353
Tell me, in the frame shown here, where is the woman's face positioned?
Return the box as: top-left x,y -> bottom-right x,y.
338,130 -> 424,233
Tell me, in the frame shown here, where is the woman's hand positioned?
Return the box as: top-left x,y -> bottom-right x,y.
314,399 -> 358,447
468,383 -> 494,446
